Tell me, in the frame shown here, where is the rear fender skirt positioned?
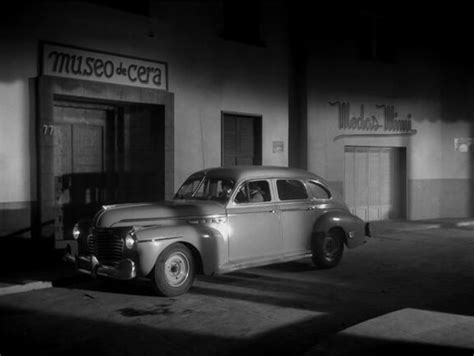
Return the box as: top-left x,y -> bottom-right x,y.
313,211 -> 367,248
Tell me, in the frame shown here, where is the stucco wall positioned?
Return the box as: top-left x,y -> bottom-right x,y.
0,2 -> 289,222
306,52 -> 474,219
0,1 -> 289,235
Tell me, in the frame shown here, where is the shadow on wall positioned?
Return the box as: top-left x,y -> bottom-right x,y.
470,84 -> 474,215
440,65 -> 474,217
0,4 -> 38,84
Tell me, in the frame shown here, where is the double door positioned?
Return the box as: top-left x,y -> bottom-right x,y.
52,101 -> 166,240
344,146 -> 406,221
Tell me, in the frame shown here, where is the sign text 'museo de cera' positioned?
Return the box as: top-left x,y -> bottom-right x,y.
42,43 -> 167,90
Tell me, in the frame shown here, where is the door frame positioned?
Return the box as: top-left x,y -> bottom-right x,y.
34,75 -> 174,241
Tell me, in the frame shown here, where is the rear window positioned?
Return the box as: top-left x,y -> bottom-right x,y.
276,179 -> 308,200
307,181 -> 331,200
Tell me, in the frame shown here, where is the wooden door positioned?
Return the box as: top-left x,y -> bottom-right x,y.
53,103 -> 108,240
222,113 -> 262,166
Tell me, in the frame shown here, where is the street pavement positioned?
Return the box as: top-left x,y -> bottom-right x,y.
0,218 -> 473,355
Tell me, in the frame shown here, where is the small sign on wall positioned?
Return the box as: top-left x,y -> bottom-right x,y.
454,138 -> 472,152
272,141 -> 284,153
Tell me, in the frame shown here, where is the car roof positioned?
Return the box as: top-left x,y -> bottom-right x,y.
190,166 -> 329,185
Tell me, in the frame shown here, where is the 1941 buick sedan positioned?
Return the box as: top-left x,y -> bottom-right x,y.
65,166 -> 371,297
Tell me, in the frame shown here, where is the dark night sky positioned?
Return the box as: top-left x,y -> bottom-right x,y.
4,1 -> 474,65
287,2 -> 474,66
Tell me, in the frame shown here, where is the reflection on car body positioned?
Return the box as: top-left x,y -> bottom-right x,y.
66,166 -> 371,297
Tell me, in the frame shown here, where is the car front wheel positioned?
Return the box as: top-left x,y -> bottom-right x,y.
153,243 -> 195,297
311,230 -> 344,268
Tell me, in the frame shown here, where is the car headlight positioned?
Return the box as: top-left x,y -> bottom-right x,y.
125,232 -> 136,249
72,223 -> 81,240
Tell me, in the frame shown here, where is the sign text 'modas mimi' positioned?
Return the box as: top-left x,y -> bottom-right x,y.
329,102 -> 413,133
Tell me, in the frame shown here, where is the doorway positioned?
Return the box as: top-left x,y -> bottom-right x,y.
344,146 -> 407,221
36,76 -> 174,246
52,99 -> 165,240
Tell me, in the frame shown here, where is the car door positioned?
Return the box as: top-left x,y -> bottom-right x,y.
276,179 -> 324,257
226,179 -> 283,265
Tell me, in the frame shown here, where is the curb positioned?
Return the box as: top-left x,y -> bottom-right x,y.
0,280 -> 53,296
370,218 -> 474,235
456,220 -> 474,227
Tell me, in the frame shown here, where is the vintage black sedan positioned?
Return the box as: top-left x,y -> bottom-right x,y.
66,166 -> 371,297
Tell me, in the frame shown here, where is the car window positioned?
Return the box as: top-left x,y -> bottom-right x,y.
175,176 -> 203,199
276,179 -> 308,200
234,180 -> 271,204
175,176 -> 235,202
307,181 -> 331,200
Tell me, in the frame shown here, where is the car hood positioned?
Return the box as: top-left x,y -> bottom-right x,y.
94,200 -> 226,228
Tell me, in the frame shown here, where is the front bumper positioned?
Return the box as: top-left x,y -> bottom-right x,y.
64,253 -> 136,280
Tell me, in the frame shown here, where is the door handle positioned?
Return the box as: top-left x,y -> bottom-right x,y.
306,206 -> 317,211
268,209 -> 276,214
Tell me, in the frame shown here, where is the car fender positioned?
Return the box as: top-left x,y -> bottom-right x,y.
313,210 -> 367,248
133,223 -> 227,277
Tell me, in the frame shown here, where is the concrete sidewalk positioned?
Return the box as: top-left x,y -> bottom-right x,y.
306,308 -> 474,355
0,260 -> 78,296
0,280 -> 53,296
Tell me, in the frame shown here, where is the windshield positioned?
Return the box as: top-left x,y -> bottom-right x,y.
174,176 -> 235,203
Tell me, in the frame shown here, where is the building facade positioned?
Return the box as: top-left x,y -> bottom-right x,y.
296,6 -> 474,221
0,1 -> 290,242
0,1 -> 472,244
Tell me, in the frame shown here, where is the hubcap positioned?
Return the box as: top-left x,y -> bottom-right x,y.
164,252 -> 190,287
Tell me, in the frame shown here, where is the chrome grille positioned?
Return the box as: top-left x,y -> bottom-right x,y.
88,228 -> 125,265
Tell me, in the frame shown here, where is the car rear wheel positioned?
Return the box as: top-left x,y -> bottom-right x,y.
311,230 -> 344,268
153,243 -> 195,297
